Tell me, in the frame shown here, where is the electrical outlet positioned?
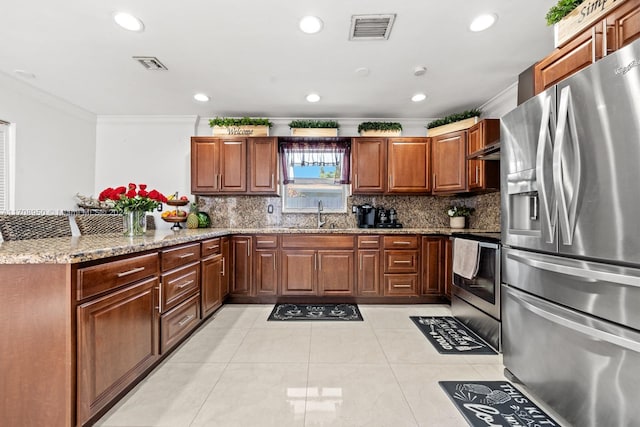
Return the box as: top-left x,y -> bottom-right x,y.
267,204 -> 274,214
351,205 -> 357,214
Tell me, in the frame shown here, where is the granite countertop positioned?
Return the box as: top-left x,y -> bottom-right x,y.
0,227 -> 500,264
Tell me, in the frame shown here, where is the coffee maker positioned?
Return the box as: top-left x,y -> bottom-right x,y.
355,204 -> 376,228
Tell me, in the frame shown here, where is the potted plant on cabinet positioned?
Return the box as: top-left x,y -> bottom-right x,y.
547,0 -> 625,48
426,109 -> 481,137
447,205 -> 475,229
288,120 -> 340,137
209,117 -> 273,136
357,121 -> 403,137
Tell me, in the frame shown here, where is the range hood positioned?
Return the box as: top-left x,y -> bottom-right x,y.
467,141 -> 500,160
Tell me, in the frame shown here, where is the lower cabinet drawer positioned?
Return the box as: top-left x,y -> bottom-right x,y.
384,274 -> 419,296
161,262 -> 199,312
384,250 -> 419,273
160,293 -> 201,353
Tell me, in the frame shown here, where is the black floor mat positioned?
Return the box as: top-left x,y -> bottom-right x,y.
268,303 -> 363,321
440,381 -> 560,427
410,316 -> 497,354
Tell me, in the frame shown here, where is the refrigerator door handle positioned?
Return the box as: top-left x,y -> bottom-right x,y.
535,95 -> 556,243
507,251 -> 640,288
553,86 -> 582,246
508,287 -> 640,353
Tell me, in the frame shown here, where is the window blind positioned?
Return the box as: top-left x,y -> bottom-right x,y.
279,141 -> 351,184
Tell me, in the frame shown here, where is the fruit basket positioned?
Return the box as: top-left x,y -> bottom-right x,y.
162,199 -> 189,230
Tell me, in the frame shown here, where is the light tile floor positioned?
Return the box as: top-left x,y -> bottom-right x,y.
95,304 -> 569,427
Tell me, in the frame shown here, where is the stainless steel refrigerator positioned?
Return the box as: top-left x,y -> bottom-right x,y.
501,38 -> 640,427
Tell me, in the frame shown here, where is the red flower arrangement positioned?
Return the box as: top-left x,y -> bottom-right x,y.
99,183 -> 167,213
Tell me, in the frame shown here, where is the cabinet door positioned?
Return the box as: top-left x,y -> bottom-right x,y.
421,237 -> 443,295
432,131 -> 467,193
255,250 -> 278,296
220,138 -> 247,192
249,137 -> 278,194
231,236 -> 252,295
384,274 -> 419,296
201,254 -> 223,317
280,250 -> 316,295
443,238 -> 453,300
221,237 -> 230,298
467,123 -> 483,190
357,249 -> 381,296
352,137 -> 386,193
467,120 -> 500,191
77,277 -> 159,425
191,137 -> 220,194
607,0 -> 640,52
318,250 -> 354,296
387,138 -> 431,193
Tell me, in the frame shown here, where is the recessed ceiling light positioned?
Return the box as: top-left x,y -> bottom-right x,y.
113,12 -> 145,32
469,13 -> 497,32
193,93 -> 210,102
411,93 -> 427,102
14,69 -> 36,79
306,93 -> 321,103
355,67 -> 370,77
413,66 -> 427,76
299,16 -> 324,34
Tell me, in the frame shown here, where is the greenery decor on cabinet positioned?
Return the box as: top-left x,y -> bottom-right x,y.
209,117 -> 273,136
426,109 -> 481,137
545,0 -> 584,25
358,121 -> 402,136
547,0 -> 627,47
289,119 -> 340,137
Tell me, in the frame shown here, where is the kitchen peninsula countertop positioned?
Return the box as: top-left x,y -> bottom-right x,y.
0,227 -> 500,264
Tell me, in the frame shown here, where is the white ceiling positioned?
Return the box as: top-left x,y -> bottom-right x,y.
0,0 -> 557,119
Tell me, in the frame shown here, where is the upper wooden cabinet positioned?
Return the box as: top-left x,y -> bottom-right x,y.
191,136 -> 277,195
432,130 -> 467,194
535,0 -> 640,94
387,138 -> 431,193
352,137 -> 430,194
467,119 -> 500,192
352,137 -> 386,193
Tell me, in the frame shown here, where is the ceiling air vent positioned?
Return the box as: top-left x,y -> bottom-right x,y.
349,14 -> 396,41
133,56 -> 168,71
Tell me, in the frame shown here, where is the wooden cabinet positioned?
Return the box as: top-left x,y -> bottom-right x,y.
382,235 -> 419,296
387,138 -> 431,193
352,137 -> 386,193
191,136 -> 278,195
77,274 -> 160,425
249,137 -> 278,193
432,130 -> 467,194
443,238 -> 453,300
534,0 -> 640,94
221,236 -> 230,298
280,235 -> 355,296
467,120 -> 500,192
201,237 -> 224,318
231,236 -> 252,295
356,235 -> 381,296
254,235 -> 278,296
421,236 -> 443,295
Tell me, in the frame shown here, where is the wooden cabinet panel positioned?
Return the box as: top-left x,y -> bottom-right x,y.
201,237 -> 222,258
161,262 -> 199,312
220,138 -> 247,192
384,250 -> 419,273
221,237 -> 230,298
387,138 -> 431,193
352,137 -> 386,193
421,237 -> 443,295
280,250 -> 316,295
231,236 -> 252,295
281,234 -> 354,249
383,235 -> 419,249
191,137 -> 220,193
467,120 -> 500,192
357,235 -> 381,249
249,137 -> 278,193
443,238 -> 453,300
432,131 -> 467,193
318,251 -> 354,296
160,293 -> 200,353
77,277 -> 159,425
357,249 -> 381,296
255,235 -> 278,249
201,254 -> 223,317
384,274 -> 419,296
255,250 -> 278,295
609,0 -> 640,50
161,243 -> 201,272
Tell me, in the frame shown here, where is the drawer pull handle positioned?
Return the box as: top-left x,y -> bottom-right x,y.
361,240 -> 378,244
116,266 -> 145,277
207,245 -> 220,250
177,314 -> 195,327
257,240 -> 274,244
221,257 -> 225,276
177,279 -> 195,289
393,241 -> 412,245
168,272 -> 196,286
179,253 -> 195,259
393,284 -> 412,288
393,260 -> 412,264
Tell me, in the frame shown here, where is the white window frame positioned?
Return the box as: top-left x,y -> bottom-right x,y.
281,181 -> 350,214
0,121 -> 15,212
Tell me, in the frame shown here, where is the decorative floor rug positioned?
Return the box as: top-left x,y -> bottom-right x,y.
410,316 -> 497,355
440,381 -> 560,427
268,303 -> 363,321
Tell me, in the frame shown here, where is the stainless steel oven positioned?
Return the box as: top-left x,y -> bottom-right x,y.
451,236 -> 501,351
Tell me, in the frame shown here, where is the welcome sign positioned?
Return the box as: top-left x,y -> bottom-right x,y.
554,0 -> 626,47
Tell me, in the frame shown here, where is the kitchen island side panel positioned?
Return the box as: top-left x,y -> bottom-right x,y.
0,264 -> 74,427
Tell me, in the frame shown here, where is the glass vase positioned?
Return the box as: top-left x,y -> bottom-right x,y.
123,210 -> 147,236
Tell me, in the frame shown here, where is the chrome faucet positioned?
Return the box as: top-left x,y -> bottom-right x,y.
317,200 -> 326,228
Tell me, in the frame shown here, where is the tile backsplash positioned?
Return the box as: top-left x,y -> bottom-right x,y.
198,192 -> 500,230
